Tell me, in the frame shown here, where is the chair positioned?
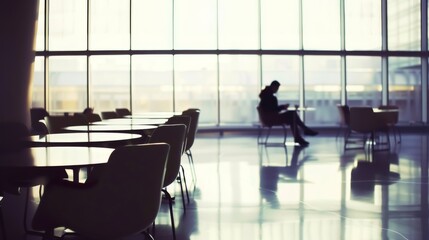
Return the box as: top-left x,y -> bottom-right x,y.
378,105 -> 401,143
45,115 -> 88,133
256,106 -> 288,145
30,108 -> 49,135
349,107 -> 390,153
101,111 -> 120,120
115,108 -> 132,117
32,143 -> 170,240
148,124 -> 187,240
74,112 -> 102,123
0,122 -> 68,236
337,105 -> 365,150
181,108 -> 200,185
165,115 -> 192,153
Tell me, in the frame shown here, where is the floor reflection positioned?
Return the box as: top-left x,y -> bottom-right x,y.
2,132 -> 428,240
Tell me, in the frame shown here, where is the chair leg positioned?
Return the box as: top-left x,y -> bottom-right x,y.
180,165 -> 190,203
186,149 -> 197,186
177,172 -> 187,213
161,189 -> 176,240
142,230 -> 155,240
264,127 -> 272,145
281,125 -> 287,145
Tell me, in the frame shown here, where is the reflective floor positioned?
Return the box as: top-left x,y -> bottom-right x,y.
2,130 -> 429,240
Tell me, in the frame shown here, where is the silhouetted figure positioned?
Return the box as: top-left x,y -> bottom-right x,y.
258,80 -> 318,146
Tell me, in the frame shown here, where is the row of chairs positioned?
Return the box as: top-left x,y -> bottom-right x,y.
28,108 -> 201,240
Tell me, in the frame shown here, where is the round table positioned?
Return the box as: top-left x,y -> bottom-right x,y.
63,124 -> 157,134
0,146 -> 113,168
124,112 -> 181,119
0,146 -> 114,184
92,118 -> 167,125
27,132 -> 143,147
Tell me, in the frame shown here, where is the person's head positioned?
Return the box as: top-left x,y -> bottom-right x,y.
270,80 -> 281,93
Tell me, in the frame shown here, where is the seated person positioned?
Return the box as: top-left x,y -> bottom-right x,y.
258,80 -> 318,146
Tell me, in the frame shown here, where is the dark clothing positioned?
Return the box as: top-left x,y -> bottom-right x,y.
258,86 -> 308,140
259,86 -> 284,113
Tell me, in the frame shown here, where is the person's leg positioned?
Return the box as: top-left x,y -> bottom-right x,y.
284,111 -> 318,136
280,111 -> 308,146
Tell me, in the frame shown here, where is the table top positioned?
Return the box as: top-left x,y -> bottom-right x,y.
124,112 -> 181,119
92,118 -> 168,125
373,108 -> 399,113
0,146 -> 113,168
64,124 -> 157,133
28,132 -> 142,146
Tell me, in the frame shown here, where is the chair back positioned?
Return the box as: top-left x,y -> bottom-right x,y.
378,105 -> 399,124
148,124 -> 187,187
45,115 -> 88,133
349,107 -> 382,133
182,109 -> 200,151
336,104 -> 350,126
256,106 -> 282,127
30,108 -> 49,126
165,115 -> 191,153
101,111 -> 120,120
115,108 -> 131,117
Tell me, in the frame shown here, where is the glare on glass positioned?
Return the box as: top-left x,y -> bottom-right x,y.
174,0 -> 217,49
345,0 -> 381,50
218,0 -> 259,49
219,55 -> 259,124
90,0 -> 130,50
174,55 -> 218,124
131,0 -> 172,50
261,0 -> 300,50
304,56 -> 341,124
389,57 -> 421,122
48,56 -> 87,113
90,56 -> 130,112
303,0 -> 340,50
49,0 -> 87,51
131,55 -> 173,112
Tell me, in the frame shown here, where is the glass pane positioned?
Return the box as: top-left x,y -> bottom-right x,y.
132,0 -> 172,50
218,0 -> 259,49
90,0 -> 130,50
90,56 -> 130,112
219,55 -> 259,124
48,0 -> 87,50
261,55 -> 300,109
32,56 -> 45,108
304,56 -> 341,125
345,0 -> 381,50
132,55 -> 173,112
388,0 -> 421,51
174,55 -> 218,124
48,56 -> 87,113
35,0 -> 45,51
389,57 -> 421,123
303,0 -> 340,50
261,0 -> 300,49
174,0 -> 217,49
346,57 -> 382,107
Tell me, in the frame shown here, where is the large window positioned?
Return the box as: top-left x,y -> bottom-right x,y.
33,0 -> 427,126
48,56 -> 87,113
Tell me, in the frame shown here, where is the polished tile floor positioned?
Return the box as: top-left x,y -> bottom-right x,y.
2,129 -> 429,240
